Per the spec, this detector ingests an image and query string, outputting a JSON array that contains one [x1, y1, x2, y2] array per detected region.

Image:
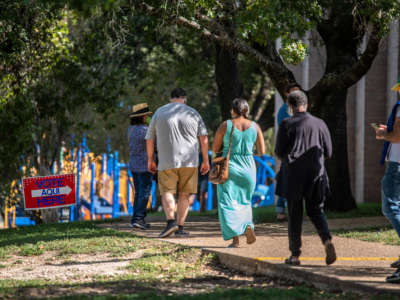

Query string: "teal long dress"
[[217, 120, 257, 240]]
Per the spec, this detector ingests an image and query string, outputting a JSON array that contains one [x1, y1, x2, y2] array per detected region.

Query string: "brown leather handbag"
[[209, 123, 234, 184]]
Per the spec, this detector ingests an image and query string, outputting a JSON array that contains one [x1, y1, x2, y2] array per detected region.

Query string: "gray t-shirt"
[[145, 102, 208, 171]]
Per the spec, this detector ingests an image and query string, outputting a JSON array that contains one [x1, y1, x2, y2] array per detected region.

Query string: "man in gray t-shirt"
[[146, 88, 209, 238]]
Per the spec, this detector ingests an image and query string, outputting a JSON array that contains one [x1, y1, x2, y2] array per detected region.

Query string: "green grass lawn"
[[0, 220, 149, 259], [336, 226, 400, 246], [0, 220, 385, 300], [148, 202, 382, 225], [46, 287, 367, 300], [251, 202, 383, 224], [150, 202, 383, 225]]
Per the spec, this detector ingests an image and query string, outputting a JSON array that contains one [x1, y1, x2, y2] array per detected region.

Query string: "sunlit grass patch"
[[0, 221, 153, 258], [335, 225, 400, 246], [252, 203, 383, 224], [0, 278, 51, 297], [19, 243, 45, 256]]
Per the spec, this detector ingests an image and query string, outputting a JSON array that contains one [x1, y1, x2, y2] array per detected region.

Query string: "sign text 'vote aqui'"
[[22, 174, 76, 210]]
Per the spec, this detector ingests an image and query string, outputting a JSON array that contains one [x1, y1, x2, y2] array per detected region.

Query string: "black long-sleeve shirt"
[[275, 112, 332, 199], [276, 112, 332, 162]]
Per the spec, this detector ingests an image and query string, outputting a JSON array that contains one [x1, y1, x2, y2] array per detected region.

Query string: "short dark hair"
[[130, 116, 146, 125], [284, 83, 301, 94], [170, 88, 187, 99], [288, 90, 308, 109], [232, 98, 249, 118]]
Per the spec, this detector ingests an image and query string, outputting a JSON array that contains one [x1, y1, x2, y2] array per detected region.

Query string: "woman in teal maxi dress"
[[212, 99, 265, 247]]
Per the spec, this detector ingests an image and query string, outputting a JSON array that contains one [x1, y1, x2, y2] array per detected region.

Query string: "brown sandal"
[[227, 242, 239, 248], [228, 236, 239, 248], [245, 226, 256, 244]]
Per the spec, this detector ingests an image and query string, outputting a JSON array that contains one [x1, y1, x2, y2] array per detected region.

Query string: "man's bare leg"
[[177, 192, 190, 226], [162, 192, 176, 220], [158, 192, 178, 238]]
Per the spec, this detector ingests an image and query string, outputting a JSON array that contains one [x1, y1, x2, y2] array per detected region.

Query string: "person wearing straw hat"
[[145, 88, 210, 238], [375, 79, 400, 283], [128, 103, 153, 230]]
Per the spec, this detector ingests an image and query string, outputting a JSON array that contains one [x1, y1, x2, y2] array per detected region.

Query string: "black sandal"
[[285, 256, 300, 265], [325, 241, 337, 265], [391, 257, 400, 268]]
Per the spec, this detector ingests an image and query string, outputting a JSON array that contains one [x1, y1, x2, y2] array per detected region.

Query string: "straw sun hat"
[[129, 103, 152, 118], [392, 78, 400, 92]]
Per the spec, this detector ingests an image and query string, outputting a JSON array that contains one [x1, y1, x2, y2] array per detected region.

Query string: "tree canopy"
[[1, 0, 400, 211], [133, 0, 400, 211]]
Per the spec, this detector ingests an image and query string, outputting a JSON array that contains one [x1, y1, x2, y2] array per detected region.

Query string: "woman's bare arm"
[[255, 123, 265, 156]]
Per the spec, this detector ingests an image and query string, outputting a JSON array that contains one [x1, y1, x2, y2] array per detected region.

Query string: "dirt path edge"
[[202, 249, 400, 297]]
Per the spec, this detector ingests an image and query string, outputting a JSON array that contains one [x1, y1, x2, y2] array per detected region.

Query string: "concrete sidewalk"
[[106, 215, 400, 296]]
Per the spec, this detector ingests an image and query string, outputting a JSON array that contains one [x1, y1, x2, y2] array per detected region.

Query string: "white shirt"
[[388, 109, 400, 163], [145, 103, 208, 171]]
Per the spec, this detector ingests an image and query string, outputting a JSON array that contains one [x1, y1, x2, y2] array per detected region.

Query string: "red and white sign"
[[22, 174, 76, 210]]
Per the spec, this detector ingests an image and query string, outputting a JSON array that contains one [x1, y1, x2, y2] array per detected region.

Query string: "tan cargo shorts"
[[158, 167, 198, 195]]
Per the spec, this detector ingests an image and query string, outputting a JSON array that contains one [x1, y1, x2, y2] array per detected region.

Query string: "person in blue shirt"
[[375, 79, 400, 283], [128, 103, 153, 230], [275, 83, 301, 221], [188, 153, 212, 212]]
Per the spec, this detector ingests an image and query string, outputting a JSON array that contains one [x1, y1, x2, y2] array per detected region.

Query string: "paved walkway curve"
[[104, 215, 400, 296]]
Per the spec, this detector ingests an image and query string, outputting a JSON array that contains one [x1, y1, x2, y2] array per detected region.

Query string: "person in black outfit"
[[275, 90, 336, 266]]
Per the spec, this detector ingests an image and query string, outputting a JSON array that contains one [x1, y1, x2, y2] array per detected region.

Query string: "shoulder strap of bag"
[[226, 120, 234, 158]]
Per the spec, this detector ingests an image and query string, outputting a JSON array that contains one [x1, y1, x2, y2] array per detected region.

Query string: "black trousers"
[[287, 188, 332, 257]]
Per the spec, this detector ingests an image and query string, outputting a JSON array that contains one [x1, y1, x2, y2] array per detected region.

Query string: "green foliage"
[[0, 1, 131, 207], [158, 0, 400, 66], [2, 0, 400, 214], [177, 0, 321, 64], [279, 38, 308, 65], [354, 0, 400, 36], [77, 11, 223, 159], [0, 0, 66, 204]]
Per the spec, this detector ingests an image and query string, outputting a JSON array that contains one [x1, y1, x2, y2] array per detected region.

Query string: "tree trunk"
[[311, 91, 356, 211], [215, 44, 243, 120], [258, 95, 275, 131], [310, 15, 361, 211]]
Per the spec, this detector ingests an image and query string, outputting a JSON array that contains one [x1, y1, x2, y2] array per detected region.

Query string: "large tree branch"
[[177, 15, 300, 97], [138, 1, 298, 97], [336, 26, 382, 88], [251, 41, 298, 95], [250, 75, 267, 117], [311, 24, 382, 95]]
